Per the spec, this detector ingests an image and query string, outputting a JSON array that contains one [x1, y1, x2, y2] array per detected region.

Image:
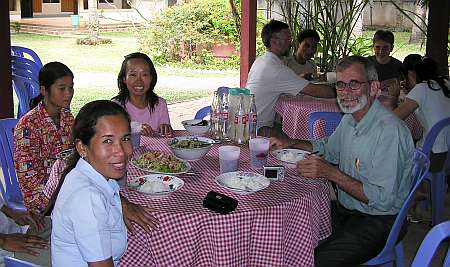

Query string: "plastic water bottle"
[[248, 94, 258, 139], [221, 93, 230, 140], [234, 95, 247, 144]]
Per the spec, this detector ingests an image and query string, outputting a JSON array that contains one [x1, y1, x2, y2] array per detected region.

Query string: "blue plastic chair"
[[4, 256, 41, 267], [410, 220, 450, 267], [0, 118, 26, 211], [11, 55, 41, 75], [195, 106, 211, 120], [420, 117, 450, 226], [10, 46, 43, 69], [307, 111, 343, 139], [12, 73, 40, 119], [363, 149, 430, 267], [12, 67, 39, 84]]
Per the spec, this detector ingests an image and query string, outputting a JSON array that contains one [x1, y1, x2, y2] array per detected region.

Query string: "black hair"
[[112, 52, 159, 112], [298, 29, 320, 44], [29, 62, 73, 109], [44, 100, 130, 216], [403, 54, 422, 71], [261, 20, 290, 49], [372, 30, 395, 46], [415, 58, 450, 98]]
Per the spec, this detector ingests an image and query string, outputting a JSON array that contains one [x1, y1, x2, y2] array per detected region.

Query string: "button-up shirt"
[[51, 159, 127, 266], [312, 100, 415, 215], [14, 101, 74, 212]]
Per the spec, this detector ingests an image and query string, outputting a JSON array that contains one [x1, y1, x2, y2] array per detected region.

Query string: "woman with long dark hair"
[[51, 100, 131, 266], [395, 57, 450, 172], [14, 61, 75, 213], [112, 52, 173, 137]]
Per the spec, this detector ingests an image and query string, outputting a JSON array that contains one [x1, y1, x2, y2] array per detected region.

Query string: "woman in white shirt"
[[50, 100, 133, 267], [395, 57, 450, 172]]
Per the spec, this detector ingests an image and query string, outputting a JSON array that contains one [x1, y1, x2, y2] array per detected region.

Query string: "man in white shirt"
[[0, 197, 48, 265], [246, 20, 335, 136], [285, 29, 320, 79]]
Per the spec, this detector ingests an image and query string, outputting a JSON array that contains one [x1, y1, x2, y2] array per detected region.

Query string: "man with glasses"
[[270, 56, 414, 266], [246, 20, 335, 137]]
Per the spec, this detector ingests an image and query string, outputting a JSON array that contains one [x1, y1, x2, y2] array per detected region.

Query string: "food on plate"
[[171, 139, 211, 149], [223, 176, 265, 191], [140, 180, 169, 194], [134, 151, 187, 173], [184, 119, 208, 126], [278, 150, 306, 163]]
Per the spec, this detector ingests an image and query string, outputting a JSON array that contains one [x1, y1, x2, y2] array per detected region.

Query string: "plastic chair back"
[[420, 117, 450, 226], [12, 67, 39, 84], [4, 256, 41, 267], [363, 149, 430, 266], [194, 106, 211, 120], [0, 118, 26, 211], [10, 46, 43, 69], [12, 73, 40, 119], [11, 55, 41, 75], [410, 221, 450, 267], [307, 111, 343, 139]]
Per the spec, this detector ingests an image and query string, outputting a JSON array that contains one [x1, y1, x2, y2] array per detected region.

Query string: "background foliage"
[[138, 0, 266, 69]]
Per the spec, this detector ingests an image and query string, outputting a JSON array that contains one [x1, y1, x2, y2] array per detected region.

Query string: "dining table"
[[274, 94, 423, 141], [46, 130, 332, 267]]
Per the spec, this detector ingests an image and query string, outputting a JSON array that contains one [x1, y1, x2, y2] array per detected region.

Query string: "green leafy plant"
[[276, 0, 369, 72], [12, 21, 21, 33], [348, 36, 373, 57], [137, 0, 265, 69]]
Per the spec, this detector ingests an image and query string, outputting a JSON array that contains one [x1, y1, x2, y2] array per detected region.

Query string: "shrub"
[[138, 0, 266, 69]]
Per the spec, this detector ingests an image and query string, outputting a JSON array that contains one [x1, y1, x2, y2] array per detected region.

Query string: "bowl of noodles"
[[168, 136, 214, 161]]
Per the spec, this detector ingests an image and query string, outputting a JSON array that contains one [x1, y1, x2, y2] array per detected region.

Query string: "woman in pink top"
[[112, 52, 173, 137]]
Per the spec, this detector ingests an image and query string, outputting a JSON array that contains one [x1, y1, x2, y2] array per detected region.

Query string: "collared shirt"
[[284, 55, 318, 77], [246, 51, 309, 128], [406, 80, 450, 153], [311, 100, 415, 215], [13, 101, 74, 212], [51, 159, 127, 267]]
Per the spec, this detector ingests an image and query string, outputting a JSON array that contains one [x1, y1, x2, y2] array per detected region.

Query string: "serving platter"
[[131, 151, 191, 175]]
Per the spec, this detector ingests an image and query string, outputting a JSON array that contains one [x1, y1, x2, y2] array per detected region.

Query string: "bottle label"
[[242, 114, 248, 125], [251, 113, 257, 123], [223, 111, 228, 120], [234, 115, 239, 125]]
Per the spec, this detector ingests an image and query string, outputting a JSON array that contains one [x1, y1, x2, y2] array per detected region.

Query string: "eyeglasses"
[[335, 80, 370, 91], [274, 37, 292, 42]]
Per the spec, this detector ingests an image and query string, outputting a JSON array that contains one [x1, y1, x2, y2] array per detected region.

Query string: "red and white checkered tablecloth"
[[119, 131, 332, 267], [47, 131, 332, 267], [274, 95, 423, 141]]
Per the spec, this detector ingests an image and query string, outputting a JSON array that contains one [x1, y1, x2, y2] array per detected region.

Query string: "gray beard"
[[337, 94, 368, 114]]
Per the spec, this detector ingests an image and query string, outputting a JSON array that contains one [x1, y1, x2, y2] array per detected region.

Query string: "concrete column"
[[1, 1, 13, 119], [240, 0, 257, 88]]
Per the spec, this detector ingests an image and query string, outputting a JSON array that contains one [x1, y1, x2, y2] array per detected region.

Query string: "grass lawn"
[[11, 32, 220, 115], [11, 30, 438, 116]]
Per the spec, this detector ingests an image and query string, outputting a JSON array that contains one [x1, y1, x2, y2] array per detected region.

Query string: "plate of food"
[[215, 171, 270, 195], [271, 149, 309, 168], [129, 174, 184, 198], [168, 136, 214, 161], [131, 151, 191, 175]]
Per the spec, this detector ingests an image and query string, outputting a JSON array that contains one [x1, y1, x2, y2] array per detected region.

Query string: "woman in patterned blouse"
[[14, 62, 75, 213]]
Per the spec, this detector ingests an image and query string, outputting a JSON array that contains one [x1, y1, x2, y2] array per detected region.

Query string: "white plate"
[[215, 171, 270, 195], [129, 174, 184, 198], [271, 149, 309, 167], [131, 151, 191, 175]]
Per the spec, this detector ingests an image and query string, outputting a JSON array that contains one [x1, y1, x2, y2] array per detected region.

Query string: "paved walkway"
[[168, 96, 212, 130]]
